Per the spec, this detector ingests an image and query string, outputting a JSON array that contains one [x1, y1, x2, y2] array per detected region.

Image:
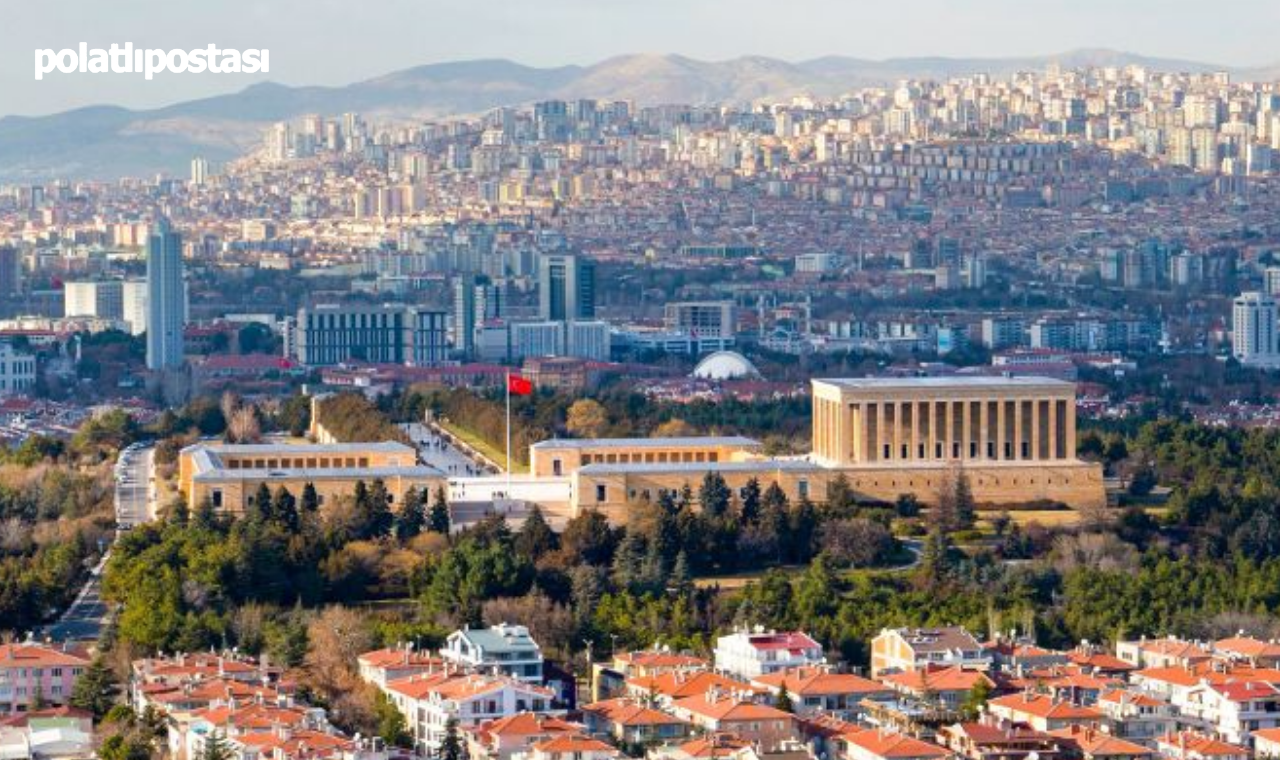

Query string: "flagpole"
[[505, 371, 512, 497]]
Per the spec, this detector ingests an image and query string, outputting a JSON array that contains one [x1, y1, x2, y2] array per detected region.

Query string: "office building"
[[64, 280, 123, 320], [451, 275, 504, 356], [146, 218, 185, 371], [538, 254, 595, 321], [295, 304, 448, 367], [190, 157, 209, 186], [0, 246, 20, 298], [664, 301, 735, 340], [122, 279, 148, 336], [1233, 291, 1280, 367]]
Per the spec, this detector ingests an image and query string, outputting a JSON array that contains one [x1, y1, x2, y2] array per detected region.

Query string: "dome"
[[692, 351, 761, 381]]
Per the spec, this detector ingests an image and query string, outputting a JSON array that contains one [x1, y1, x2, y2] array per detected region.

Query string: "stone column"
[[1049, 398, 1060, 460], [1065, 396, 1076, 461], [996, 399, 1007, 461], [876, 401, 886, 462], [962, 399, 972, 460], [910, 401, 921, 460], [1030, 399, 1041, 461]]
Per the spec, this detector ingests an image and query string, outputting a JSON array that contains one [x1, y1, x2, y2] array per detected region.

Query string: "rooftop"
[[532, 436, 760, 450], [815, 376, 1074, 391]]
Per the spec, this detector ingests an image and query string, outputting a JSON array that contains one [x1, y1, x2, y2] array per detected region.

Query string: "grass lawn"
[[437, 420, 530, 474]]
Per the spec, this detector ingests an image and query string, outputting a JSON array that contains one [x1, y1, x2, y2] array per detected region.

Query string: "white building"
[[712, 628, 825, 679], [1233, 292, 1280, 367], [0, 342, 37, 395], [63, 280, 123, 320], [441, 624, 544, 683], [383, 672, 560, 755], [122, 279, 149, 336]]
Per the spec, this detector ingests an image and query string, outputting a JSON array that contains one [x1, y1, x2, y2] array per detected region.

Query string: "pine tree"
[[953, 467, 976, 530], [699, 472, 731, 518], [611, 531, 646, 591], [197, 730, 234, 760], [740, 477, 762, 525], [69, 655, 118, 719], [961, 678, 993, 720], [774, 680, 795, 713], [248, 483, 273, 523], [395, 487, 426, 541], [669, 551, 693, 595], [272, 486, 298, 531], [440, 717, 464, 760], [301, 482, 320, 514], [428, 485, 451, 534], [917, 527, 954, 587], [364, 479, 394, 538], [515, 505, 558, 559]]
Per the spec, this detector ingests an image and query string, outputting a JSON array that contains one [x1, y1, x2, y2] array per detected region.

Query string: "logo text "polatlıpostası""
[[35, 44, 268, 80]]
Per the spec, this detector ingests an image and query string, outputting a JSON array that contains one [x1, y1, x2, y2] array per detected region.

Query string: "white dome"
[[692, 351, 761, 381]]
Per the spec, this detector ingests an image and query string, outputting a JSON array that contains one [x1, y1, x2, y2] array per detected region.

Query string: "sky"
[[3, 0, 1278, 118]]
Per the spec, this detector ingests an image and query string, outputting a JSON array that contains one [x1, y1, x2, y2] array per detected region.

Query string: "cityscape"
[[5, 3, 1280, 760]]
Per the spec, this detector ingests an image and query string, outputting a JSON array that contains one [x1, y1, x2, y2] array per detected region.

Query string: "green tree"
[[374, 690, 412, 748], [69, 656, 119, 719], [698, 472, 732, 518], [740, 478, 762, 524], [514, 505, 558, 560], [774, 681, 795, 713], [428, 486, 451, 535], [197, 729, 235, 760], [961, 677, 993, 720], [395, 487, 426, 541], [440, 717, 464, 760]]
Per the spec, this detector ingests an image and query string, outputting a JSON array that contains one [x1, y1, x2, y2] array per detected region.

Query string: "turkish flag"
[[507, 374, 534, 396]]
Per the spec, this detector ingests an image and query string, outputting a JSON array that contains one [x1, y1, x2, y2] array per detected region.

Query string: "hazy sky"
[[4, 0, 1278, 118]]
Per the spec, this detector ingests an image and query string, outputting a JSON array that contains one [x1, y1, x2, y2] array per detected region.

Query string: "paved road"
[[401, 423, 493, 477], [39, 444, 154, 643]]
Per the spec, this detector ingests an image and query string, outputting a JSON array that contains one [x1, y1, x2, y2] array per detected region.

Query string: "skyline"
[[4, 0, 1280, 118]]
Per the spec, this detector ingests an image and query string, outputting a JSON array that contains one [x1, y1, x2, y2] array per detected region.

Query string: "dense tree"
[[566, 399, 609, 438], [427, 486, 451, 535], [69, 656, 119, 719], [698, 472, 732, 518]]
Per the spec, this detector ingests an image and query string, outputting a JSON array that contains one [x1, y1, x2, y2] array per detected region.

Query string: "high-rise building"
[[1232, 291, 1280, 367], [294, 304, 447, 367], [190, 157, 209, 186], [146, 219, 185, 371], [450, 275, 504, 357], [0, 246, 21, 298], [538, 254, 595, 322]]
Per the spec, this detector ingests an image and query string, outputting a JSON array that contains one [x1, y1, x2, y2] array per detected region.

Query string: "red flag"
[[507, 374, 533, 396]]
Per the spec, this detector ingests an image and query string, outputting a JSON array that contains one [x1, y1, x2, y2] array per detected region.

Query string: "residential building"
[[870, 627, 990, 676], [750, 667, 891, 720], [381, 672, 561, 754], [441, 624, 544, 683], [713, 629, 826, 679], [0, 342, 37, 395], [0, 644, 91, 715], [986, 693, 1106, 733], [1232, 292, 1280, 367]]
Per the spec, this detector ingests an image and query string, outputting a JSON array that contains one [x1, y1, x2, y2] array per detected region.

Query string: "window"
[[798, 480, 809, 499], [552, 459, 562, 476], [883, 444, 892, 459], [596, 484, 607, 502], [211, 489, 223, 508]]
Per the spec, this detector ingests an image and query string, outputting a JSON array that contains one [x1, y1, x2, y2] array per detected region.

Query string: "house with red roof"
[[714, 628, 826, 679], [1212, 636, 1280, 669], [670, 692, 798, 751], [1048, 725, 1154, 760], [936, 718, 1062, 760], [1095, 690, 1177, 747], [463, 712, 584, 760], [0, 643, 90, 716], [835, 727, 951, 760], [580, 698, 691, 745], [382, 671, 562, 755], [625, 670, 762, 707], [880, 666, 996, 712], [1175, 678, 1280, 745], [871, 627, 991, 678], [357, 645, 444, 687], [1115, 638, 1211, 671], [520, 734, 623, 760], [986, 692, 1106, 733], [1154, 731, 1248, 760], [751, 667, 892, 720]]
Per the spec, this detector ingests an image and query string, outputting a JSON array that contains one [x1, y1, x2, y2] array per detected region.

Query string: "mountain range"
[[2, 49, 1277, 181]]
